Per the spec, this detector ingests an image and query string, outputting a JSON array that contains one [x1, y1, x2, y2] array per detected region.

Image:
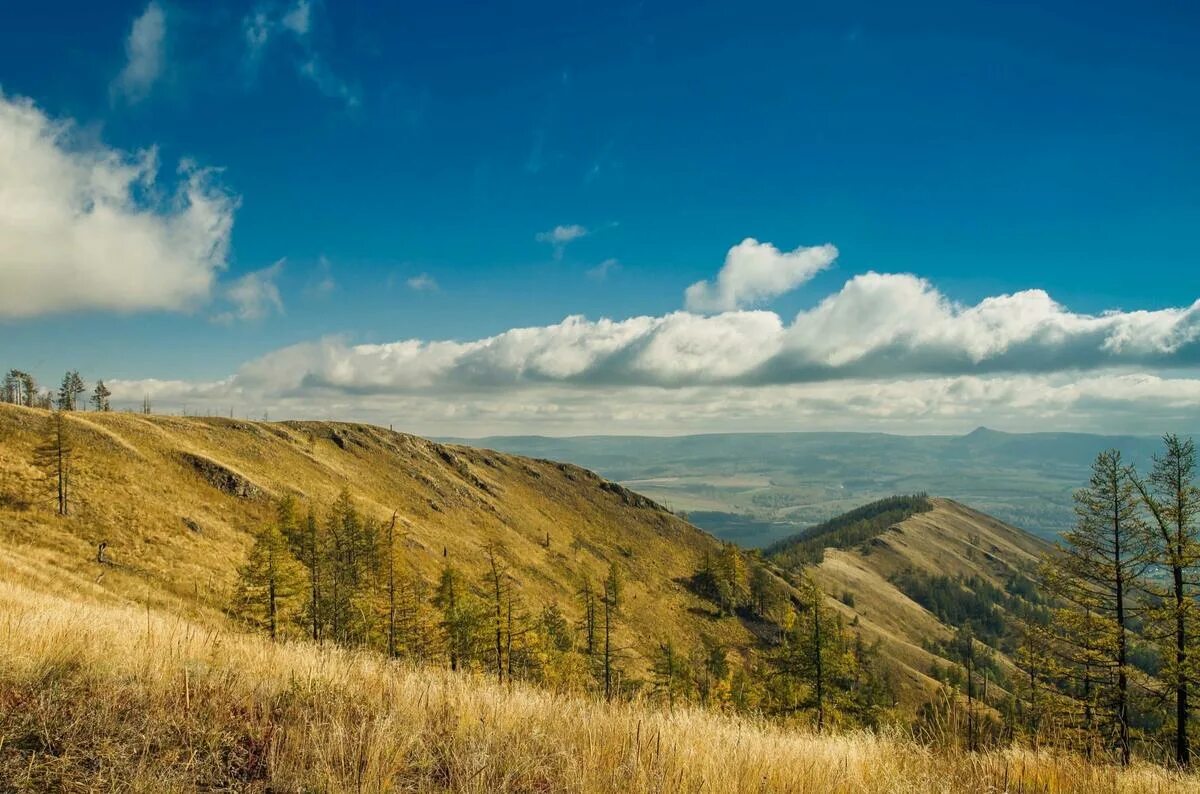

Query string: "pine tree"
[[1131, 434, 1200, 768], [90, 380, 112, 411], [770, 574, 854, 731], [323, 489, 381, 646], [1012, 613, 1062, 748], [233, 524, 306, 640], [652, 640, 692, 708], [484, 543, 510, 682], [385, 512, 401, 658], [601, 561, 621, 700], [3, 370, 23, 404], [1043, 450, 1151, 765], [434, 559, 483, 671], [277, 500, 324, 642], [57, 371, 85, 411], [578, 575, 597, 658], [32, 411, 73, 516]]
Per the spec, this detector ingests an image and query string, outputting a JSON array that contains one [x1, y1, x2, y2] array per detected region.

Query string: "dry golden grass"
[[0, 403, 756, 672], [2, 581, 1194, 793]]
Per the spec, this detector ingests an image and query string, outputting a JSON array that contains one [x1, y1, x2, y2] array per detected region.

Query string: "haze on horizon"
[[1, 1, 1197, 437]]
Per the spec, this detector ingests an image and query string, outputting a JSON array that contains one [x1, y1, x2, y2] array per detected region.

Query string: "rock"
[[181, 453, 263, 500]]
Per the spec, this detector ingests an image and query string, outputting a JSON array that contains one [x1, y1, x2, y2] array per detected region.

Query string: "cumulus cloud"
[[0, 93, 237, 318], [111, 2, 167, 104], [684, 238, 838, 312], [213, 260, 285, 324], [115, 274, 1200, 402]]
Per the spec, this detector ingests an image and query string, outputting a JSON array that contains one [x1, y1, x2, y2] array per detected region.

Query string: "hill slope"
[[2, 576, 1181, 792], [767, 497, 1053, 703], [0, 404, 758, 668]]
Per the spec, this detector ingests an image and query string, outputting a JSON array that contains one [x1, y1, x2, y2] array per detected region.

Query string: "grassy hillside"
[[1, 578, 1188, 793], [766, 497, 1054, 707], [0, 403, 757, 669]]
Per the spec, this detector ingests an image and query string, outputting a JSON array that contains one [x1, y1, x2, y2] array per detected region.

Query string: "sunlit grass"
[[1, 581, 1191, 793]]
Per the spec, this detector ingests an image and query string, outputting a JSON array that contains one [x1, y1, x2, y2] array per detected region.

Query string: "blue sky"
[[0, 1, 1197, 434]]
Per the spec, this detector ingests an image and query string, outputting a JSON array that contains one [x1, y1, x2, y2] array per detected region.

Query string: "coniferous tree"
[[434, 559, 484, 671], [90, 380, 112, 411], [385, 512, 400, 658], [394, 571, 437, 661], [1012, 613, 1064, 748], [324, 489, 381, 646], [484, 543, 510, 682], [1043, 450, 1151, 765], [57, 371, 85, 411], [233, 524, 306, 640], [601, 561, 621, 700], [770, 574, 856, 731], [3, 370, 37, 406], [1131, 434, 1200, 768], [652, 640, 692, 708], [3, 370, 23, 404], [578, 575, 597, 658]]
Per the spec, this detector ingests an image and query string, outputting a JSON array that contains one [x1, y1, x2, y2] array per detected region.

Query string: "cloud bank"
[[0, 93, 236, 318], [197, 274, 1200, 394], [103, 266, 1200, 435]]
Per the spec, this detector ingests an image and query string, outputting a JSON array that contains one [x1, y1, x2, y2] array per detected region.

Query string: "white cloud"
[[104, 371, 1200, 437], [118, 275, 1199, 397], [685, 238, 838, 312], [111, 2, 167, 104], [0, 93, 237, 318], [407, 273, 438, 291], [213, 260, 285, 323], [536, 224, 588, 259], [537, 224, 588, 245]]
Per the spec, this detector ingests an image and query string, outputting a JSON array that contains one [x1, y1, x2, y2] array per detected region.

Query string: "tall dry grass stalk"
[[0, 580, 1194, 793]]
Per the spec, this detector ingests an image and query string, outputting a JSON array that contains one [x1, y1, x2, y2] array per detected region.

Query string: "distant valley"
[[446, 428, 1176, 545]]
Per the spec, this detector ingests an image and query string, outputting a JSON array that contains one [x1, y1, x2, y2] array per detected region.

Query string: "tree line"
[[232, 491, 896, 725], [2, 369, 114, 412], [915, 435, 1199, 769], [232, 491, 636, 699]]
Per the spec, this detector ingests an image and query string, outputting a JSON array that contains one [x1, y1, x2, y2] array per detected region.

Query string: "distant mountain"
[[444, 429, 1177, 544]]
